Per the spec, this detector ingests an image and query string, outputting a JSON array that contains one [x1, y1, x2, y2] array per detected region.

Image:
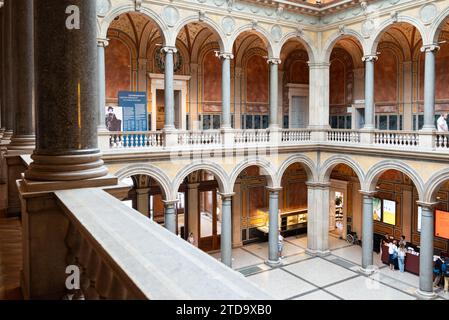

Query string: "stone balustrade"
[[98, 129, 449, 154], [56, 188, 271, 300]]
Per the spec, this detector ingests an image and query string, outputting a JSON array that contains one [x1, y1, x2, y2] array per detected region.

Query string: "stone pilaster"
[[308, 63, 330, 130], [306, 182, 331, 256], [136, 188, 150, 217]]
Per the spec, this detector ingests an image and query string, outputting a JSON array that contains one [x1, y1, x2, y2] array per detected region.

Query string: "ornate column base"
[[7, 135, 36, 153], [265, 259, 282, 267], [1, 130, 13, 144], [415, 289, 437, 300], [305, 248, 331, 257], [359, 265, 377, 276]]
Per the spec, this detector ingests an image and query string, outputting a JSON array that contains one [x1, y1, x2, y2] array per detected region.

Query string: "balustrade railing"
[[107, 131, 163, 149], [435, 133, 449, 150], [178, 130, 222, 146], [234, 129, 270, 144], [374, 131, 419, 147], [281, 129, 312, 143], [326, 129, 360, 143]]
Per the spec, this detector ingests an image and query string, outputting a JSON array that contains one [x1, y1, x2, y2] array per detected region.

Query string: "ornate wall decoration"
[[214, 0, 225, 7], [155, 50, 183, 73], [271, 25, 282, 42], [420, 3, 438, 25], [162, 6, 180, 27], [96, 0, 111, 17], [361, 19, 375, 38], [197, 0, 207, 3], [222, 16, 235, 36]]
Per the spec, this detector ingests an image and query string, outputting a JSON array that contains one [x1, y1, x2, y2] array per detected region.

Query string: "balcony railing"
[[373, 130, 419, 147], [98, 129, 449, 153], [56, 188, 271, 300]]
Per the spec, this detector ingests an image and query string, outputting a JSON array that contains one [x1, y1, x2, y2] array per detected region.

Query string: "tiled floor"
[[212, 234, 449, 300]]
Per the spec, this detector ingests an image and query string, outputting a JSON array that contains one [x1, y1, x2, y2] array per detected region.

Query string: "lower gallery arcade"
[[121, 164, 449, 268]]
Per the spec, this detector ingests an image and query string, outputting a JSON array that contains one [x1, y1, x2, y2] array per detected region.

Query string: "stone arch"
[[277, 154, 318, 183], [114, 164, 172, 200], [172, 161, 230, 200], [228, 24, 275, 58], [170, 16, 226, 52], [99, 4, 169, 44], [363, 160, 425, 200], [424, 168, 449, 203], [322, 29, 366, 63], [319, 155, 365, 185], [229, 157, 278, 191], [430, 6, 449, 44], [368, 16, 428, 56], [277, 31, 317, 63]]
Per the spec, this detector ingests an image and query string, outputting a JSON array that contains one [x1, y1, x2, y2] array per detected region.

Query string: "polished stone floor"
[[212, 234, 449, 300]]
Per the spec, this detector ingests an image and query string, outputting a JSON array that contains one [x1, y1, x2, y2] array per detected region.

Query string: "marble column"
[[219, 53, 233, 129], [162, 47, 176, 130], [8, 0, 35, 152], [0, 7, 4, 136], [420, 45, 439, 131], [97, 38, 109, 131], [267, 187, 282, 266], [268, 59, 281, 128], [164, 200, 177, 234], [362, 55, 377, 130], [360, 191, 375, 272], [417, 202, 437, 298], [187, 182, 200, 246], [220, 193, 234, 267], [24, 0, 108, 182], [2, 0, 14, 141], [306, 182, 330, 256]]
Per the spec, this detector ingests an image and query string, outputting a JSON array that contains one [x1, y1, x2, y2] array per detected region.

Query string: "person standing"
[[388, 240, 398, 271], [443, 257, 449, 294], [187, 232, 195, 246], [397, 244, 407, 273], [437, 113, 448, 132], [278, 231, 284, 259], [399, 235, 407, 247], [434, 256, 443, 288]]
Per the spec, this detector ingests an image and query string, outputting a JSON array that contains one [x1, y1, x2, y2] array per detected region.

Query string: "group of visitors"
[[382, 235, 408, 272], [433, 255, 449, 294]]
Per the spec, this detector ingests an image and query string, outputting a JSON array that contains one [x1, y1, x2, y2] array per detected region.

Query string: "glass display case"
[[256, 208, 308, 237]]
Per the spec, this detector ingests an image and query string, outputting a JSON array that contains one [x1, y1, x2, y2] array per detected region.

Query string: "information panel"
[[373, 197, 382, 221], [382, 199, 396, 225], [435, 210, 449, 239], [118, 91, 148, 131]]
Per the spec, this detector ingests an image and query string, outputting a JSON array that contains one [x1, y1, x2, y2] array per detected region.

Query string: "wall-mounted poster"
[[435, 210, 449, 239], [105, 105, 123, 132], [373, 197, 382, 221], [382, 199, 396, 225], [118, 91, 148, 131]]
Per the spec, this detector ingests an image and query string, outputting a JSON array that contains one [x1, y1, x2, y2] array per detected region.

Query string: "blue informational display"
[[118, 91, 148, 131]]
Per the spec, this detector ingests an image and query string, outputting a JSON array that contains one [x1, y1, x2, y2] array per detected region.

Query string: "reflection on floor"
[[211, 235, 449, 300]]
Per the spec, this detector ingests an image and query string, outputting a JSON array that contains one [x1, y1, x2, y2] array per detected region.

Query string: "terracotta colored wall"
[[287, 181, 307, 210], [106, 38, 132, 100], [246, 55, 268, 104], [289, 60, 309, 84], [375, 50, 398, 103], [330, 59, 346, 105], [203, 51, 222, 103], [249, 186, 267, 217]]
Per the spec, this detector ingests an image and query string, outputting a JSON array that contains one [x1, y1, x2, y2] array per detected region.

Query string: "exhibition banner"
[[118, 91, 148, 131], [373, 197, 381, 221], [382, 199, 396, 225]]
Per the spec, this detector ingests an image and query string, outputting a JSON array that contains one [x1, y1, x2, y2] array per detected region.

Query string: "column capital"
[[266, 186, 282, 193], [420, 44, 440, 53], [307, 62, 330, 69], [163, 199, 179, 207], [97, 38, 109, 47], [416, 201, 439, 210], [359, 190, 377, 197], [217, 52, 234, 60], [362, 55, 378, 62], [135, 188, 150, 194], [267, 58, 281, 65], [306, 181, 331, 189], [161, 46, 178, 54], [219, 192, 235, 200]]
